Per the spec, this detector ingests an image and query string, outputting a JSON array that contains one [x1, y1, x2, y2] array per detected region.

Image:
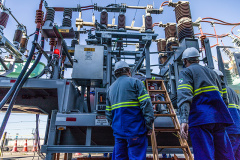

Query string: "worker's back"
[[178, 63, 233, 127], [107, 75, 147, 138], [226, 86, 240, 134]]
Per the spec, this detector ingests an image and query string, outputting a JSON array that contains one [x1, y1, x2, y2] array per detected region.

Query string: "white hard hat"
[[213, 69, 224, 77], [182, 47, 200, 60], [114, 61, 129, 71]]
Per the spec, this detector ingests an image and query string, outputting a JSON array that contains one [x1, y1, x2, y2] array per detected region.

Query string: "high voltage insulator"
[[157, 39, 166, 52], [222, 48, 233, 57], [49, 38, 57, 46], [46, 8, 55, 23], [225, 68, 233, 85], [74, 31, 80, 40], [177, 22, 194, 42], [35, 9, 44, 24], [49, 38, 57, 51], [166, 42, 179, 51], [20, 33, 28, 53], [13, 26, 23, 44], [71, 31, 79, 47], [175, 2, 191, 23], [233, 38, 240, 47], [0, 10, 9, 29], [100, 9, 108, 27], [164, 23, 179, 51], [175, 1, 194, 42], [71, 39, 78, 47], [62, 8, 72, 27], [165, 23, 177, 41], [145, 13, 152, 31], [118, 13, 125, 29]]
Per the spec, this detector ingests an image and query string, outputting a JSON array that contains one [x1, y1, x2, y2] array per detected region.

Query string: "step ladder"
[[145, 79, 193, 160]]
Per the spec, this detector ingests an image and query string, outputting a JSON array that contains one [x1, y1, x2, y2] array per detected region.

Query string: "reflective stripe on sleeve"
[[106, 106, 112, 111], [194, 86, 219, 97], [112, 104, 140, 110], [177, 84, 193, 93], [221, 88, 227, 94], [228, 104, 240, 109], [110, 101, 140, 111], [138, 94, 151, 102]]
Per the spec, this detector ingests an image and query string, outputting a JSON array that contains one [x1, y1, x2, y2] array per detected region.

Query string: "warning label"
[[95, 116, 109, 126], [85, 51, 93, 60], [84, 48, 95, 52], [59, 29, 69, 33]]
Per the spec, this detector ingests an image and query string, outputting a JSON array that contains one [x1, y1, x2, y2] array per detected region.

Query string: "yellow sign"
[[59, 29, 69, 33], [84, 48, 95, 52], [68, 50, 75, 53]]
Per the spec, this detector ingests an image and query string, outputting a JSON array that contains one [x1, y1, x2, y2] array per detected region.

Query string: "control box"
[[72, 45, 104, 80], [94, 88, 107, 112]]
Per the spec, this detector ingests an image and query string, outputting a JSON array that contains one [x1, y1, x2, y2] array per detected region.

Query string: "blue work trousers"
[[189, 123, 235, 160], [112, 135, 148, 160], [229, 134, 240, 160]]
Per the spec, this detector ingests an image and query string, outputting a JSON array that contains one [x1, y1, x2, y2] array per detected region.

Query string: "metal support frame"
[[80, 87, 86, 112], [41, 145, 192, 154], [106, 45, 112, 89], [34, 42, 50, 62], [85, 127, 92, 146], [204, 38, 214, 69], [44, 115, 50, 145], [159, 38, 199, 76], [145, 45, 151, 78], [0, 56, 8, 70], [169, 64, 177, 98], [216, 46, 235, 85], [0, 34, 23, 61], [45, 110, 57, 160], [233, 53, 240, 78], [131, 55, 145, 76]]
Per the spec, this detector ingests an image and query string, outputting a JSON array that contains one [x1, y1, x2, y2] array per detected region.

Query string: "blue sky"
[[0, 0, 240, 137]]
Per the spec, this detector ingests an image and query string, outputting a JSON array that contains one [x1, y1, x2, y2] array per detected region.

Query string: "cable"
[[91, 0, 94, 13], [0, 52, 43, 139], [0, 0, 43, 111], [212, 24, 219, 45], [195, 33, 229, 38], [160, 1, 169, 8], [201, 17, 240, 26], [202, 17, 239, 24], [0, 31, 45, 140], [231, 25, 240, 39], [133, 0, 141, 20], [0, 28, 40, 110]]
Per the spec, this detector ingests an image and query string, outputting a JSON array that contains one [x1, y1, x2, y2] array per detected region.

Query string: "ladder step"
[[146, 80, 164, 82], [157, 146, 188, 149], [154, 114, 176, 117], [155, 128, 180, 132], [152, 101, 170, 104], [149, 90, 166, 94]]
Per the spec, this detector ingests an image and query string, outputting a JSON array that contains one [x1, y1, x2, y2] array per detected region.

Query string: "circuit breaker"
[[94, 88, 107, 112]]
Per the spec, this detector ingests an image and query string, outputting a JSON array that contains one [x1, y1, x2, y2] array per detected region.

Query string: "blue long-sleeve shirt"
[[177, 63, 233, 127], [226, 86, 240, 134], [105, 75, 154, 138]]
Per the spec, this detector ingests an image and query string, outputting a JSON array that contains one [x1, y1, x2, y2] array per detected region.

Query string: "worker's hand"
[[147, 130, 153, 136], [180, 123, 189, 140]]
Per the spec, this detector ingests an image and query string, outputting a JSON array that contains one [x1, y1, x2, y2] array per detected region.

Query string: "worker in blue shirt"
[[214, 69, 240, 160], [177, 47, 234, 160], [106, 61, 154, 160]]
